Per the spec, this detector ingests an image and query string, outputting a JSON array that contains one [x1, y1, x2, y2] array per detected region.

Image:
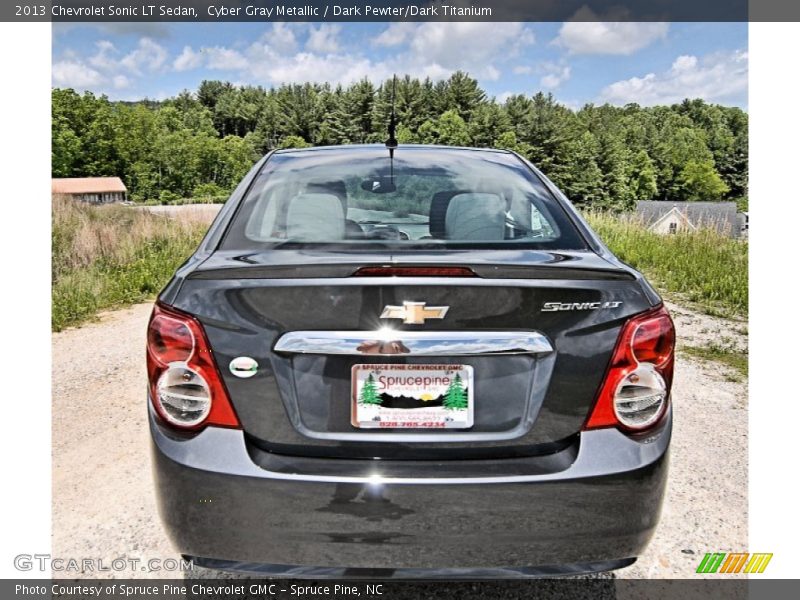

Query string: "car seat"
[[429, 191, 506, 240], [285, 193, 345, 240]]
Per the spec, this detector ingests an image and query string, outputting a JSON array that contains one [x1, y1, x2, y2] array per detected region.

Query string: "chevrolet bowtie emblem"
[[380, 301, 449, 325]]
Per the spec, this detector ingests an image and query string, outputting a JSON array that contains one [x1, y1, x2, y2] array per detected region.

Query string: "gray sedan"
[[147, 145, 674, 578]]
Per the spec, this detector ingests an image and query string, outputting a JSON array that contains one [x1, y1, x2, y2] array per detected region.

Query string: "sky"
[[52, 22, 748, 108]]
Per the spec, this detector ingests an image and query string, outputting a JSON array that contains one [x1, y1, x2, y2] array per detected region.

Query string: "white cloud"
[[403, 22, 534, 79], [513, 65, 533, 75], [599, 49, 748, 106], [88, 40, 118, 71], [266, 23, 298, 54], [178, 22, 534, 89], [88, 38, 167, 76], [246, 45, 384, 86], [496, 91, 515, 104], [204, 47, 249, 71], [119, 38, 168, 74], [173, 46, 203, 72], [306, 24, 341, 54], [52, 60, 103, 88], [112, 75, 130, 89], [360, 22, 537, 83], [53, 36, 167, 94], [372, 22, 416, 47], [539, 67, 572, 89], [555, 9, 668, 55], [539, 63, 571, 89], [55, 21, 541, 98]]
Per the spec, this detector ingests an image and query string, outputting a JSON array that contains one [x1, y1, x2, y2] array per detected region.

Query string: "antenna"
[[385, 75, 398, 152]]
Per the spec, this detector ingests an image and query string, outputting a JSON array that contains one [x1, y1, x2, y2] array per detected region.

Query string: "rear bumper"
[[150, 406, 670, 575]]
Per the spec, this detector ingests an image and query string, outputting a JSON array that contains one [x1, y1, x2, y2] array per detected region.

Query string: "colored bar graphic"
[[697, 552, 773, 574], [697, 552, 726, 573], [720, 553, 748, 573], [744, 553, 773, 574], [696, 553, 713, 573], [732, 553, 749, 573]]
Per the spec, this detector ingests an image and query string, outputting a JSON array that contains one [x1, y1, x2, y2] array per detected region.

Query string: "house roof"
[[636, 201, 739, 234], [52, 177, 127, 194]]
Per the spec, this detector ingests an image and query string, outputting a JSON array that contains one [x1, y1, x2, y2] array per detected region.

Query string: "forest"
[[52, 71, 748, 210]]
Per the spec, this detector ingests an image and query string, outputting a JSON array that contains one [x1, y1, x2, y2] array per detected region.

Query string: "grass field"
[[586, 212, 748, 318], [52, 196, 207, 331], [682, 344, 748, 381], [51, 199, 748, 330]]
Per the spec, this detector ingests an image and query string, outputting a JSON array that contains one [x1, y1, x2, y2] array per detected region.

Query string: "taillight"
[[146, 302, 240, 431], [353, 266, 476, 277], [584, 304, 675, 433]]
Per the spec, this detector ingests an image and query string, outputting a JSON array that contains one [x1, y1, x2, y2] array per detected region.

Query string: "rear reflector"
[[584, 304, 675, 433], [353, 266, 477, 277]]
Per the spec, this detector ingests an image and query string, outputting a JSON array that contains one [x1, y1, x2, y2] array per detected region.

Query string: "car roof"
[[272, 144, 514, 156]]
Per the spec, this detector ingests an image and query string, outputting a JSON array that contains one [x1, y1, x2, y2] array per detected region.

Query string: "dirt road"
[[52, 301, 747, 579]]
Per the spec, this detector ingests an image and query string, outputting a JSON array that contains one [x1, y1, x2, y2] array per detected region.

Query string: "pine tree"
[[444, 373, 468, 410], [630, 150, 659, 201], [50, 74, 749, 204], [444, 71, 486, 122], [359, 374, 382, 406]]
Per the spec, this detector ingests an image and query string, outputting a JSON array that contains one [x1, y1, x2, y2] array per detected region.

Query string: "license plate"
[[351, 364, 474, 429]]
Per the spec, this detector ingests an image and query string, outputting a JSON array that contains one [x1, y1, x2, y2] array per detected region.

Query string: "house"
[[635, 201, 743, 238], [52, 177, 127, 204]]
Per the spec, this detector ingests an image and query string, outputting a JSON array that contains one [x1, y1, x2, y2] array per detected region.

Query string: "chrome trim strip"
[[273, 330, 553, 356]]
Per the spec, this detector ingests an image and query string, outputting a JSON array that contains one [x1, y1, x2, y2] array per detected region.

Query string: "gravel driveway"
[[51, 301, 747, 580]]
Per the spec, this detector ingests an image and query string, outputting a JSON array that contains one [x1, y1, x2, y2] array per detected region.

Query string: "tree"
[[278, 135, 312, 149], [52, 118, 82, 177], [468, 102, 510, 147], [494, 131, 532, 157], [50, 74, 748, 206], [595, 130, 634, 211], [359, 374, 382, 406], [197, 80, 234, 110], [443, 71, 486, 121], [677, 159, 730, 201], [444, 374, 468, 410], [332, 79, 375, 144], [218, 135, 259, 190], [418, 110, 470, 146], [560, 131, 604, 206], [630, 150, 659, 201]]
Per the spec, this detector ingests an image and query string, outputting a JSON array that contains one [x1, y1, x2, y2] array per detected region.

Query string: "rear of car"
[[148, 145, 674, 577]]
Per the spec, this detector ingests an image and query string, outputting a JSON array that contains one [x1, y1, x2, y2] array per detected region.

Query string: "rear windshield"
[[221, 147, 587, 251]]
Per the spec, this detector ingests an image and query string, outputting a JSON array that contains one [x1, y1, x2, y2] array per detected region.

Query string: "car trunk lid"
[[171, 249, 653, 459]]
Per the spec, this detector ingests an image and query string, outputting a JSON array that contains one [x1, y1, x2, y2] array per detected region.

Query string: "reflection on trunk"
[[356, 340, 411, 354]]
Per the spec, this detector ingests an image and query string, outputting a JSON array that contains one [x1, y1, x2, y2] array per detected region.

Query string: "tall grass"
[[52, 195, 208, 331], [52, 197, 747, 329], [586, 212, 748, 317]]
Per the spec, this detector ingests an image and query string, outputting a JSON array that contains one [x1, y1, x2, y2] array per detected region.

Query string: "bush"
[[193, 182, 228, 200], [52, 195, 208, 330], [278, 135, 311, 149], [158, 189, 181, 205], [586, 212, 747, 317]]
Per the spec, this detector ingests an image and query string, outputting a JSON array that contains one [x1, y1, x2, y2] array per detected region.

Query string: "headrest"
[[445, 193, 506, 241], [429, 190, 469, 238], [286, 193, 345, 240], [305, 180, 347, 203]]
